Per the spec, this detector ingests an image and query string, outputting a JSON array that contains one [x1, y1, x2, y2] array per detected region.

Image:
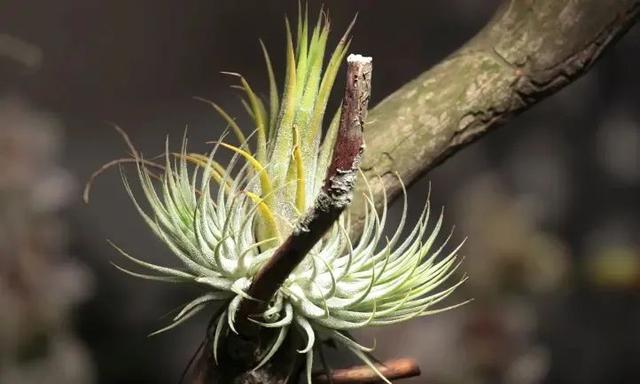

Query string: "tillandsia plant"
[[88, 9, 468, 384]]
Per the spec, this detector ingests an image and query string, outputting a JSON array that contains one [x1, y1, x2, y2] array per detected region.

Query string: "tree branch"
[[313, 358, 421, 384], [236, 54, 373, 335], [186, 1, 640, 381], [352, 0, 639, 229], [186, 55, 373, 384]]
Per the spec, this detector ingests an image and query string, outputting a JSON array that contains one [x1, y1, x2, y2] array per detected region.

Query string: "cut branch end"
[[236, 53, 373, 336]]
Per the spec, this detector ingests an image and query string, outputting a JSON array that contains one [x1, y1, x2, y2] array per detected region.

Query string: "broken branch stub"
[[237, 54, 373, 335]]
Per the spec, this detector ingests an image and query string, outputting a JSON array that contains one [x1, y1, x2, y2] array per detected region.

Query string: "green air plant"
[[96, 10, 468, 384]]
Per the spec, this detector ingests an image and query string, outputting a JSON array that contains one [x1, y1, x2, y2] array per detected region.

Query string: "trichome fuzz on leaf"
[[87, 8, 469, 384]]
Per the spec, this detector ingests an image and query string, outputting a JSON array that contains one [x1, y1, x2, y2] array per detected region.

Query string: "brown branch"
[[314, 358, 421, 384], [186, 55, 373, 384], [236, 54, 373, 335], [183, 1, 640, 381], [352, 0, 640, 230]]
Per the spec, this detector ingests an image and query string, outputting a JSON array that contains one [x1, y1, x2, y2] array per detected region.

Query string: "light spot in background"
[[506, 128, 571, 226], [0, 34, 42, 70], [584, 216, 640, 289], [596, 109, 640, 184]]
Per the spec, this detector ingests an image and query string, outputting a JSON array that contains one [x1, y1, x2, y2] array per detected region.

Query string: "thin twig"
[[313, 358, 421, 384], [236, 54, 373, 335]]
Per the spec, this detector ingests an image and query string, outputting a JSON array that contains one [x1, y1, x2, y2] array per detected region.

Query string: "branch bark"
[[237, 54, 372, 336], [313, 358, 420, 384], [352, 0, 639, 229], [189, 55, 373, 384]]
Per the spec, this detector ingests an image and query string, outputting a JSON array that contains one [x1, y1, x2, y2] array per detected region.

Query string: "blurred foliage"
[[451, 175, 569, 384], [585, 245, 640, 290], [0, 98, 94, 384]]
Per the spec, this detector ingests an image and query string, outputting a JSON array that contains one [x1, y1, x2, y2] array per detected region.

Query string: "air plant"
[[93, 9, 468, 384]]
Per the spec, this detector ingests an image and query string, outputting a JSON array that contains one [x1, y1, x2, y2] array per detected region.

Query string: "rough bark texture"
[[353, 0, 640, 229]]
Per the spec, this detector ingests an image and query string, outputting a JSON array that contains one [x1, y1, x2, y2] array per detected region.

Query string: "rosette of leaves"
[[100, 10, 467, 383]]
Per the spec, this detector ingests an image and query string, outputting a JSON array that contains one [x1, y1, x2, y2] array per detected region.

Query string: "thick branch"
[[314, 358, 421, 384], [237, 54, 372, 335], [353, 0, 639, 228]]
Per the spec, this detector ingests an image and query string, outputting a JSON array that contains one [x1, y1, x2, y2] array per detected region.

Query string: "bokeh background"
[[1, 1, 639, 383]]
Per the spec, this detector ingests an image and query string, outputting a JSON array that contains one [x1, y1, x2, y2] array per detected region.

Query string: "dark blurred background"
[[1, 1, 639, 383]]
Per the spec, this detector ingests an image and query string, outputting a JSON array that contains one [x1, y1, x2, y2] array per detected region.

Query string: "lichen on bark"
[[353, 0, 639, 231]]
